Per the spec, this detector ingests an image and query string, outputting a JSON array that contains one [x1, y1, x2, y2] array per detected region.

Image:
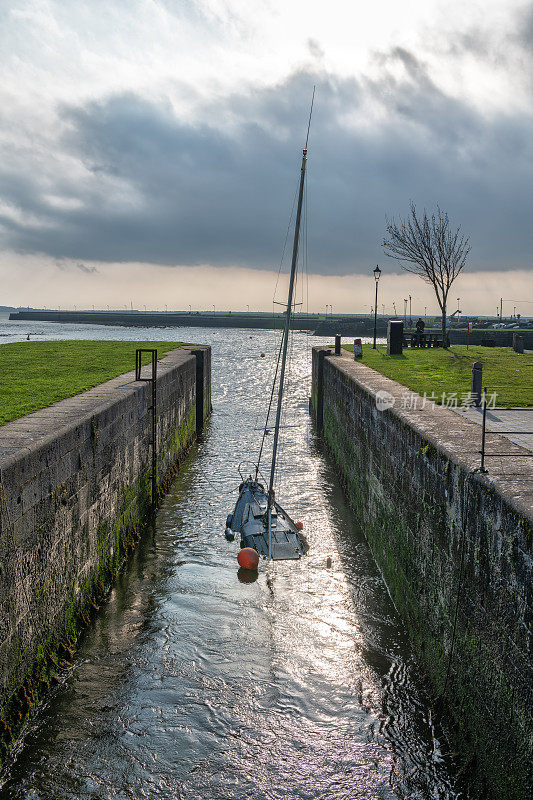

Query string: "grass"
[[343, 344, 533, 406], [0, 341, 184, 426]]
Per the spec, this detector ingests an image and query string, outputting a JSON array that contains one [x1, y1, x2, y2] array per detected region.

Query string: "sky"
[[1, 0, 532, 316]]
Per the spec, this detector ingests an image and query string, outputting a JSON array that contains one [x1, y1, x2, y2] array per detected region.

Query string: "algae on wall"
[[0, 347, 210, 767], [311, 347, 532, 800]]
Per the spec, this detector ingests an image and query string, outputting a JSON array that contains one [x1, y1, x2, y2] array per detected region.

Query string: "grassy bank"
[[342, 344, 533, 406], [0, 341, 184, 425]]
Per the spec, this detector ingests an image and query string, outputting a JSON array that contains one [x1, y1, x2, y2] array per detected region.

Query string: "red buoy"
[[296, 521, 304, 530], [237, 547, 259, 570]]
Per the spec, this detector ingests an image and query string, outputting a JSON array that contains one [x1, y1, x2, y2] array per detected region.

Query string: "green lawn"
[[0, 341, 184, 426], [343, 344, 533, 406]]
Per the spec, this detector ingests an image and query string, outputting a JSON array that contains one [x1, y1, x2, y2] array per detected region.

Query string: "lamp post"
[[408, 294, 412, 326], [403, 298, 408, 324], [373, 265, 381, 349]]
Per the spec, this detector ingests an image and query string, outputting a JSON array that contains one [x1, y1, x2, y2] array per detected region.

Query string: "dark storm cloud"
[[0, 61, 532, 274]]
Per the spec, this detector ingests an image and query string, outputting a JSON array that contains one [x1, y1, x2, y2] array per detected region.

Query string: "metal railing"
[[477, 386, 533, 473]]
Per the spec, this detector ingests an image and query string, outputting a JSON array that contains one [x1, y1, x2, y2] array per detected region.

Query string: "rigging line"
[[273, 259, 299, 494], [249, 319, 282, 461], [202, 476, 243, 495], [305, 85, 316, 151], [257, 330, 285, 475], [273, 178, 300, 304]]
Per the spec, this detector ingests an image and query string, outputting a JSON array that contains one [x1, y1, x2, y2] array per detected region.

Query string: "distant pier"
[[8, 309, 390, 335]]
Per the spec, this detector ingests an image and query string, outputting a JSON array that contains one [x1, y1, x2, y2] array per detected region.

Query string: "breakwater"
[[9, 310, 318, 332], [0, 346, 211, 762], [311, 347, 532, 799], [11, 311, 533, 347]]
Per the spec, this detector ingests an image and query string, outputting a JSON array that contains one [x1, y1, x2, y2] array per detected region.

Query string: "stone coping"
[[0, 347, 194, 469], [327, 348, 533, 520]]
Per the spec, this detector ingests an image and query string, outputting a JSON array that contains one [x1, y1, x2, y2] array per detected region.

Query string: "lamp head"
[[373, 265, 382, 281]]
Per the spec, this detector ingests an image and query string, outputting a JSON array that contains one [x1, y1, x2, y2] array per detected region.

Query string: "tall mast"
[[267, 147, 307, 502]]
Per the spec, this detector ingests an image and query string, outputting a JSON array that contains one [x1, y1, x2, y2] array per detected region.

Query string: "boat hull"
[[229, 480, 304, 561]]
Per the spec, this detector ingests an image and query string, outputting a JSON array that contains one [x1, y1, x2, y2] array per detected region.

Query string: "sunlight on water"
[[0, 315, 466, 799]]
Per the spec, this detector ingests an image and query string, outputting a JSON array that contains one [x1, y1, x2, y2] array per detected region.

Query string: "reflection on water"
[[0, 317, 466, 799]]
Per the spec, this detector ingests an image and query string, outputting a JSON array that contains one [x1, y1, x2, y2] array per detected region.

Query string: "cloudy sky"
[[1, 0, 532, 315]]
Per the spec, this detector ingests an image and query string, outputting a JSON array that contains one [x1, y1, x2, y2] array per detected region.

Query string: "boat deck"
[[231, 481, 303, 561]]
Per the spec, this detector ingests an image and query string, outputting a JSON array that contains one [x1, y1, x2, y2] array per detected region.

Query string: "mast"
[[267, 147, 307, 505]]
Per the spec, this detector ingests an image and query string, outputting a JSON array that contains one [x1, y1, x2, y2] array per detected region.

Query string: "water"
[[0, 314, 466, 799]]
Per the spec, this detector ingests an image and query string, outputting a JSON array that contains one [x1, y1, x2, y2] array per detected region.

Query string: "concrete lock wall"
[[311, 347, 532, 800], [0, 346, 211, 759]]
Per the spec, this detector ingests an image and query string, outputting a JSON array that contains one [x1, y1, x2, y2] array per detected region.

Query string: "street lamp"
[[403, 298, 408, 324], [373, 265, 381, 349], [409, 294, 412, 326]]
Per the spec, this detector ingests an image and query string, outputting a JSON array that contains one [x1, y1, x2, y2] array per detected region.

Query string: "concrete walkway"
[[453, 405, 533, 453]]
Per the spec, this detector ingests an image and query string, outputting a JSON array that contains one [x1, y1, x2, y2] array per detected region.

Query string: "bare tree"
[[382, 202, 470, 340]]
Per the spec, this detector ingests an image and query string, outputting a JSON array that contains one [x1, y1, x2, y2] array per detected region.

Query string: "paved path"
[[453, 405, 533, 453]]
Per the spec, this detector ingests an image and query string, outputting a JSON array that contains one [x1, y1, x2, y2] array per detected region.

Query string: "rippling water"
[[0, 315, 466, 799]]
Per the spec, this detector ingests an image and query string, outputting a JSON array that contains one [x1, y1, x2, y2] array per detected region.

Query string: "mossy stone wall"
[[0, 346, 210, 761], [312, 347, 532, 800]]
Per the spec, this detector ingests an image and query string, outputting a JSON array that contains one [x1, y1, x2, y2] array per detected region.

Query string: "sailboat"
[[224, 94, 314, 562]]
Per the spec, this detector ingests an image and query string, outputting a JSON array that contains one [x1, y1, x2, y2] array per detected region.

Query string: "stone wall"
[[312, 347, 532, 800], [0, 346, 210, 759]]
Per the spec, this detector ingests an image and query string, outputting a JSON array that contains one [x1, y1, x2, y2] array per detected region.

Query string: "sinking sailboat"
[[225, 93, 314, 562]]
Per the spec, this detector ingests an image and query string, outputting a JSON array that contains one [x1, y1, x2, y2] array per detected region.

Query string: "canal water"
[[0, 316, 466, 799]]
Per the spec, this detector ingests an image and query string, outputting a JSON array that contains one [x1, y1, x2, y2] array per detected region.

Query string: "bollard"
[[471, 361, 483, 407], [513, 333, 524, 354], [335, 334, 341, 355], [353, 338, 362, 359], [387, 320, 403, 355]]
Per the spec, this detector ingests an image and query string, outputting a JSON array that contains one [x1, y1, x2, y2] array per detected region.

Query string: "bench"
[[404, 332, 445, 348]]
